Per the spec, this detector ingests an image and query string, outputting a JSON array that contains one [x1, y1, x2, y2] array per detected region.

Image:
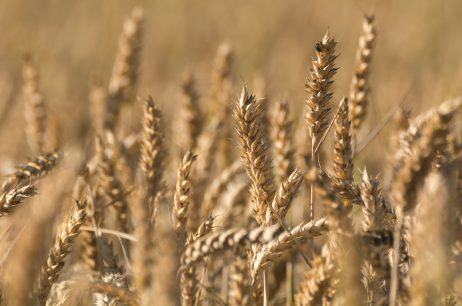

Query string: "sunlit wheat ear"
[[392, 106, 454, 213], [305, 32, 338, 148], [1, 151, 60, 193], [181, 223, 283, 270], [229, 248, 251, 306], [105, 7, 143, 131], [294, 246, 335, 306], [140, 96, 166, 199], [0, 185, 37, 217], [333, 98, 353, 182], [360, 169, 388, 231], [271, 99, 296, 185], [211, 43, 234, 111], [95, 135, 129, 232], [22, 54, 48, 154], [202, 160, 243, 217], [211, 43, 235, 167], [234, 84, 275, 226], [172, 150, 197, 237], [38, 200, 87, 305], [178, 73, 203, 152], [179, 217, 214, 306], [250, 217, 328, 282], [332, 98, 356, 206], [349, 14, 376, 132], [409, 170, 456, 306], [271, 169, 304, 220]]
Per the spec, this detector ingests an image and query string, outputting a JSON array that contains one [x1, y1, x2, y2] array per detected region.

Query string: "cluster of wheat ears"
[[0, 6, 461, 306]]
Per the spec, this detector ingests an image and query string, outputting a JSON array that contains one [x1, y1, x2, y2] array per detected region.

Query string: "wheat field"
[[0, 1, 461, 306]]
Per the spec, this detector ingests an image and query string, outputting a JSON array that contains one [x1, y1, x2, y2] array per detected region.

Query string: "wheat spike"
[[180, 217, 214, 306], [105, 7, 143, 131], [305, 32, 338, 147], [250, 217, 328, 282], [229, 248, 251, 306], [38, 201, 87, 304], [333, 98, 353, 182], [294, 246, 335, 306], [234, 84, 275, 226], [181, 223, 283, 270], [0, 185, 37, 217], [1, 151, 60, 192], [202, 160, 243, 217], [408, 171, 457, 306], [95, 136, 130, 232], [140, 96, 165, 199], [349, 14, 377, 132], [271, 99, 296, 184], [270, 169, 304, 220], [22, 54, 48, 154], [178, 73, 203, 152], [392, 106, 454, 212], [93, 281, 138, 306], [173, 151, 197, 236], [360, 169, 388, 231]]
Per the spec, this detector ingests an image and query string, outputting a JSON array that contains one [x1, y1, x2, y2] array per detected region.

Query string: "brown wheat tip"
[[305, 32, 338, 146], [38, 200, 87, 304], [0, 185, 37, 217], [349, 14, 376, 132], [234, 84, 275, 226]]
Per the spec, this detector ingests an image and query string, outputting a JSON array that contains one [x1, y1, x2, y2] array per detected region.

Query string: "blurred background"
[[1, 0, 461, 172]]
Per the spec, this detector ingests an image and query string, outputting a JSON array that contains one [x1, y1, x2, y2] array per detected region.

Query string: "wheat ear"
[[181, 223, 283, 270], [271, 99, 296, 185], [202, 160, 243, 217], [180, 217, 214, 306], [178, 73, 203, 152], [234, 84, 275, 226], [38, 200, 87, 304], [1, 151, 60, 192], [105, 7, 143, 131], [22, 54, 47, 154], [349, 14, 376, 132], [0, 185, 37, 217], [250, 217, 328, 282], [95, 136, 129, 232], [173, 151, 197, 237], [294, 246, 335, 306]]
